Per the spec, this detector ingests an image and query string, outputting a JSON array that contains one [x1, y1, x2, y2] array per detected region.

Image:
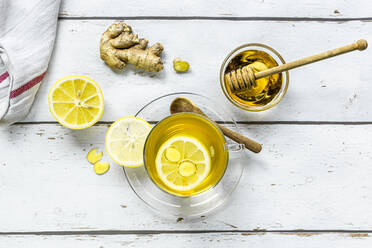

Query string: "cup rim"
[[219, 43, 290, 111], [143, 112, 230, 198]]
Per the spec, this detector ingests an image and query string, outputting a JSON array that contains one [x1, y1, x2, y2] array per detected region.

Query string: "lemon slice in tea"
[[48, 75, 104, 129], [106, 117, 152, 167], [155, 136, 211, 192]]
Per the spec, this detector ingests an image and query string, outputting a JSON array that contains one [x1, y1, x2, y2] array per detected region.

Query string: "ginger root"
[[100, 22, 164, 72]]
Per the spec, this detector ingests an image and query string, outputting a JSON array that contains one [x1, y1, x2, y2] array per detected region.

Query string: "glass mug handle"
[[227, 143, 244, 152]]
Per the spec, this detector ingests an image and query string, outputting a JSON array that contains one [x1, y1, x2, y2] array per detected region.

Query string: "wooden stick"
[[217, 124, 262, 153], [189, 102, 262, 153], [255, 39, 368, 80], [170, 97, 262, 153], [226, 39, 368, 93]]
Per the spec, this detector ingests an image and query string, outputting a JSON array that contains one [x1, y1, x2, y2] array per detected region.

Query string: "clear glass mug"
[[123, 93, 245, 218], [220, 43, 290, 111], [144, 112, 243, 197]]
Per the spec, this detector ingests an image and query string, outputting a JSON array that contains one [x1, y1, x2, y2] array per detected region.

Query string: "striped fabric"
[[0, 71, 8, 83], [0, 0, 61, 124], [0, 62, 10, 119], [10, 72, 46, 99]]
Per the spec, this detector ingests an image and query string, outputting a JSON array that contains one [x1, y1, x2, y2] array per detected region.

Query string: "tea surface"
[[144, 113, 228, 196]]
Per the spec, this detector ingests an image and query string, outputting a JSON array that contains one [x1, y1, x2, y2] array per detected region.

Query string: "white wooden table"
[[1, 1, 372, 246]]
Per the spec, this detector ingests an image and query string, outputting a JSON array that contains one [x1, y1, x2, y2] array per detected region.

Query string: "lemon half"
[[155, 136, 211, 191], [106, 117, 152, 167], [48, 75, 104, 129]]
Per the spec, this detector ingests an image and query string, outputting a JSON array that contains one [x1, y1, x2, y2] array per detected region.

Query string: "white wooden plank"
[[1, 123, 372, 231], [25, 20, 372, 123], [0, 233, 371, 247], [59, 0, 372, 19]]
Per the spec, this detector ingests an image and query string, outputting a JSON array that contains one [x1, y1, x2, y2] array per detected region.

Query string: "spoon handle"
[[217, 124, 262, 153], [190, 101, 262, 153], [255, 39, 368, 80]]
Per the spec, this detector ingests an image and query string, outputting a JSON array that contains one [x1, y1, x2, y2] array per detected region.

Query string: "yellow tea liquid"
[[144, 113, 228, 196], [225, 50, 283, 107]]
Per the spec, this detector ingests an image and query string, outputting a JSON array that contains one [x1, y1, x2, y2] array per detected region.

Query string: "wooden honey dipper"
[[225, 39, 368, 93]]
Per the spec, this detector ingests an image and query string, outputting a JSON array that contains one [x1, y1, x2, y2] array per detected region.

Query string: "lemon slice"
[[106, 117, 152, 167], [155, 136, 211, 191], [48, 75, 104, 129]]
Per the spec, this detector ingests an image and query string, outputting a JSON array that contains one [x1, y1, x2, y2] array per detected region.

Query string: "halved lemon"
[[106, 117, 152, 167], [48, 75, 104, 129], [155, 136, 211, 191]]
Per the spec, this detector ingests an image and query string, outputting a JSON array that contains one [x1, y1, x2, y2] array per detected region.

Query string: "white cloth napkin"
[[0, 0, 60, 124]]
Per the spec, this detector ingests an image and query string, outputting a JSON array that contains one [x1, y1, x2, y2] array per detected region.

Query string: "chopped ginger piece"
[[173, 58, 190, 72], [87, 148, 103, 164], [94, 162, 110, 175], [165, 147, 181, 162], [210, 146, 215, 158], [178, 161, 196, 177]]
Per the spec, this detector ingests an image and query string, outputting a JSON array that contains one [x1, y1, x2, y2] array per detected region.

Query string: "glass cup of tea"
[[122, 93, 245, 218], [144, 112, 231, 197], [220, 43, 289, 111]]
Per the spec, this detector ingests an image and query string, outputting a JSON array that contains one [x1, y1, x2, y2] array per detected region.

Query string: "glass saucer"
[[123, 92, 244, 218]]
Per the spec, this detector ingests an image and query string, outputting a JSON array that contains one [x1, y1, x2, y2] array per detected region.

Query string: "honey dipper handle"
[[217, 124, 262, 153], [254, 39, 368, 80]]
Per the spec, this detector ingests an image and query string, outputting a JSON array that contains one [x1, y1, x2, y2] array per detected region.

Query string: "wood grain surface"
[[0, 232, 371, 248], [59, 0, 372, 19], [24, 20, 372, 122], [1, 0, 371, 246], [1, 124, 372, 231]]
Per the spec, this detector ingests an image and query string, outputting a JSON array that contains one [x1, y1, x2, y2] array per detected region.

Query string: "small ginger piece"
[[165, 147, 181, 162], [210, 146, 215, 158], [87, 148, 103, 164], [94, 162, 110, 175], [173, 58, 190, 72], [100, 22, 164, 72]]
